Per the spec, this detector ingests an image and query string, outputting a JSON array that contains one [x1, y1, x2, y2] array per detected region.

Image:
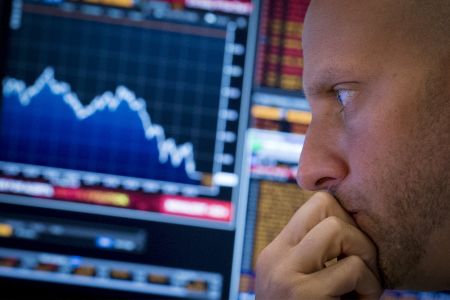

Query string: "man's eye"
[[335, 89, 355, 108]]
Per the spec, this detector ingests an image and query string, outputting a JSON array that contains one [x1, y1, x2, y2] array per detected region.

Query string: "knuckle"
[[347, 255, 366, 271], [313, 191, 335, 209], [255, 248, 271, 272], [255, 243, 278, 273], [256, 258, 300, 299], [291, 276, 321, 299], [323, 215, 344, 232], [277, 280, 300, 299]]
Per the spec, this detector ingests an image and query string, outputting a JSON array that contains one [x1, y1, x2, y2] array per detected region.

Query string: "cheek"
[[343, 107, 403, 210], [344, 84, 415, 173], [345, 110, 393, 174]]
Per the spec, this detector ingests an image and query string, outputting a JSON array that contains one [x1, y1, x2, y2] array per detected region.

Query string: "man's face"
[[298, 0, 450, 289]]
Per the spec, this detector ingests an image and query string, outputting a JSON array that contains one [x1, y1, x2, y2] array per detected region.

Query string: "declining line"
[[2, 67, 201, 180]]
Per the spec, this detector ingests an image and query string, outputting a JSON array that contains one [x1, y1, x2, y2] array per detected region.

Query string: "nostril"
[[315, 177, 336, 188]]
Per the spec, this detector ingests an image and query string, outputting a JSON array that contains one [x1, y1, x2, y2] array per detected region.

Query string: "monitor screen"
[[0, 0, 258, 299], [0, 0, 319, 299]]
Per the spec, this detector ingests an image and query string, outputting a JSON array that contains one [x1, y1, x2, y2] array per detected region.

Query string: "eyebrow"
[[304, 66, 359, 98]]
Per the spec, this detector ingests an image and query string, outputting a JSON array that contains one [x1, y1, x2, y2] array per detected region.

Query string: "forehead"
[[302, 0, 402, 91], [303, 0, 396, 47]]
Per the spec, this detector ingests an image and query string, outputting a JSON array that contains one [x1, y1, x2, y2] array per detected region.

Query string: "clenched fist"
[[255, 192, 382, 299]]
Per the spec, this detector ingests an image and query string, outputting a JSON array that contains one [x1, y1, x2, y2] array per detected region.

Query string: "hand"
[[255, 191, 382, 300]]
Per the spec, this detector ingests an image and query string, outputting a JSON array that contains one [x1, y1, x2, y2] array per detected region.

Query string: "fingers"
[[288, 216, 378, 276], [257, 255, 382, 300], [255, 191, 382, 300], [307, 255, 382, 300], [277, 191, 356, 246]]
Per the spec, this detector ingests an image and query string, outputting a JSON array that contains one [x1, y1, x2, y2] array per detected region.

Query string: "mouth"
[[330, 191, 364, 225], [348, 211, 370, 232]]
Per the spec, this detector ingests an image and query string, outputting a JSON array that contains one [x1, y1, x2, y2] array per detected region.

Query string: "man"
[[255, 1, 450, 299]]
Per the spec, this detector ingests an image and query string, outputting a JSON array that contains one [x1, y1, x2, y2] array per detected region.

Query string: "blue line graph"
[[1, 68, 201, 185]]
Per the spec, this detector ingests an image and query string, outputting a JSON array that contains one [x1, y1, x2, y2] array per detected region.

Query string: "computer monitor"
[[0, 0, 259, 299]]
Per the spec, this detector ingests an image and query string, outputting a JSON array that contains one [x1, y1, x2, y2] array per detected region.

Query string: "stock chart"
[[1, 2, 243, 203], [2, 67, 201, 184]]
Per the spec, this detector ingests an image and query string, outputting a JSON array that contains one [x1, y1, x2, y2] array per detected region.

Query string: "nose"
[[297, 118, 348, 191]]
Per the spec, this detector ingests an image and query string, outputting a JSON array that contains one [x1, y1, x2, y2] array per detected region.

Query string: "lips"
[[330, 191, 364, 224], [337, 200, 359, 219], [349, 210, 357, 218], [349, 211, 372, 233], [349, 211, 362, 225]]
